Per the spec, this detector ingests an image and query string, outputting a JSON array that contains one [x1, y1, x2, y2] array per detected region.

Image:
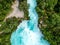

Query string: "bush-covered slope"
[[0, 0, 15, 22], [0, 17, 22, 45]]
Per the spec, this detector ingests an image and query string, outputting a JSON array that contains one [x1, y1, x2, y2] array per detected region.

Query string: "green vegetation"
[[0, 0, 15, 22], [0, 0, 17, 45], [0, 17, 22, 45], [36, 0, 60, 45], [0, 0, 60, 45]]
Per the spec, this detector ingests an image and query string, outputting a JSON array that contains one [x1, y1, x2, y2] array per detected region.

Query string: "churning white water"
[[10, 0, 50, 45]]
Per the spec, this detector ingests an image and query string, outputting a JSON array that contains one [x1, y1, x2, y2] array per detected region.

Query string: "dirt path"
[[4, 0, 24, 21]]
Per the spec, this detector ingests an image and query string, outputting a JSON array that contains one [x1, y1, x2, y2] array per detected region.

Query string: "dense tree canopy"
[[0, 17, 22, 45], [0, 0, 15, 22]]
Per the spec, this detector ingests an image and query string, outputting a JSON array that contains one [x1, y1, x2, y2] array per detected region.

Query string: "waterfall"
[[10, 0, 50, 45]]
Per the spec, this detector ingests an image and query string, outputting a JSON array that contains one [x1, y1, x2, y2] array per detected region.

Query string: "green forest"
[[0, 0, 60, 45]]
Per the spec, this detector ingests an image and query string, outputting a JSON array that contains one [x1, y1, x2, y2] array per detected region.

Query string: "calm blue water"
[[10, 0, 50, 45]]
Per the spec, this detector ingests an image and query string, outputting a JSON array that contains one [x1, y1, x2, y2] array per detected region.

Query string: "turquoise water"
[[10, 0, 50, 45]]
